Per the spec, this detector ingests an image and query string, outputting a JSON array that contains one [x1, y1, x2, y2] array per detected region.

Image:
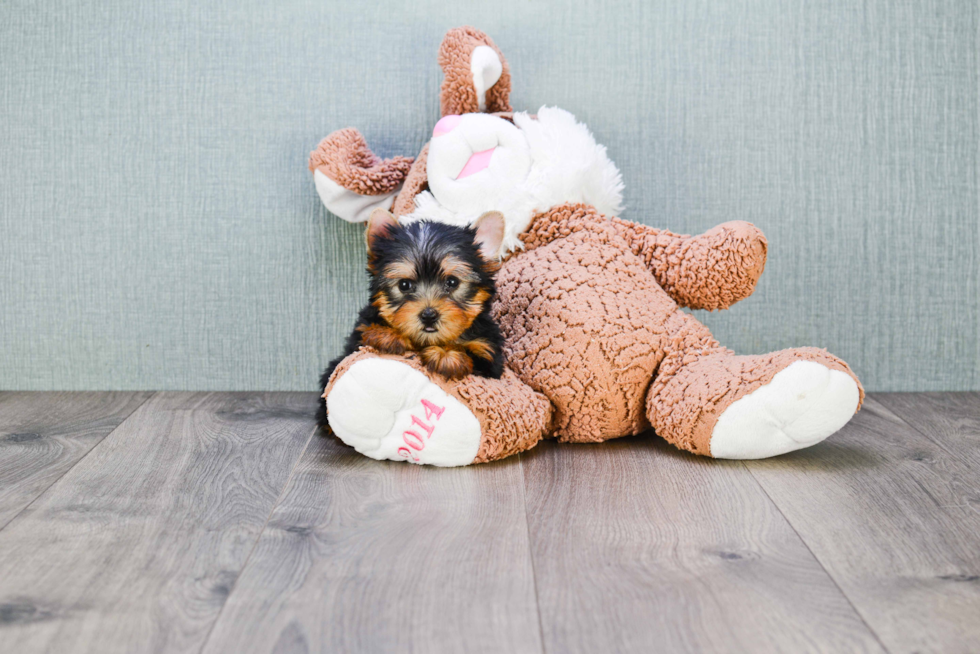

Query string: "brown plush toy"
[[310, 26, 863, 467]]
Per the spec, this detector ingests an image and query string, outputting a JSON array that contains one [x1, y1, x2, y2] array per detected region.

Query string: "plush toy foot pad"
[[710, 361, 860, 459], [326, 358, 481, 466]]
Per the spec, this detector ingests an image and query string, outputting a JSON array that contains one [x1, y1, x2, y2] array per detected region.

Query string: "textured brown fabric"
[[438, 26, 512, 116], [646, 347, 865, 456], [322, 347, 551, 465], [610, 216, 768, 311], [308, 127, 413, 196], [493, 204, 862, 451], [456, 369, 553, 463], [495, 204, 721, 442], [392, 142, 429, 217]]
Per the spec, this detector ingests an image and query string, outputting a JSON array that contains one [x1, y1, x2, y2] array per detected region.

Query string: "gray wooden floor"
[[0, 392, 977, 654]]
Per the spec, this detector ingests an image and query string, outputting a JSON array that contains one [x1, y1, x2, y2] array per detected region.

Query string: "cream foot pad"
[[710, 361, 860, 459], [326, 358, 482, 466]]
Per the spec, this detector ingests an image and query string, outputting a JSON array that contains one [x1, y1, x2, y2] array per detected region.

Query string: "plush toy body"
[[311, 27, 863, 466]]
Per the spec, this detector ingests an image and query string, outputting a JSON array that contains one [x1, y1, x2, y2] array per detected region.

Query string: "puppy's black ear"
[[472, 211, 505, 261], [365, 208, 399, 252]]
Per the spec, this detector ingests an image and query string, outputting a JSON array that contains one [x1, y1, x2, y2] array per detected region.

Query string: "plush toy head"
[[405, 109, 625, 254], [308, 28, 624, 254]]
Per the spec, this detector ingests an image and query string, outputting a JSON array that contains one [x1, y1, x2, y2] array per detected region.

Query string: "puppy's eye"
[[398, 279, 415, 293], [445, 276, 459, 290]]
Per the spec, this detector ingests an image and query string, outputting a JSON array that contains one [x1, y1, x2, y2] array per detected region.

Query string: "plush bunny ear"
[[309, 128, 414, 223], [438, 27, 512, 116], [365, 208, 399, 252], [472, 211, 506, 261], [392, 143, 430, 218]]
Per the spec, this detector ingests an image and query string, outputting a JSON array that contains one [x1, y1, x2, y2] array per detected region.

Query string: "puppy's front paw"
[[421, 346, 473, 379], [357, 324, 409, 355]]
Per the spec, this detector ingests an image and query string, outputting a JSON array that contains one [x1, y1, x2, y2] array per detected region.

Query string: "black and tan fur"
[[316, 209, 506, 429]]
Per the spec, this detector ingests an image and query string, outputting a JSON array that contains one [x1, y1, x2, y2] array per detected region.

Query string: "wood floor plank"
[[201, 433, 543, 654], [0, 392, 317, 654], [746, 394, 980, 654], [875, 392, 980, 467], [0, 391, 153, 530], [521, 437, 884, 654]]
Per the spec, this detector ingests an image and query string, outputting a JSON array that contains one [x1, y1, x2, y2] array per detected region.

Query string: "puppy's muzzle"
[[419, 307, 440, 332]]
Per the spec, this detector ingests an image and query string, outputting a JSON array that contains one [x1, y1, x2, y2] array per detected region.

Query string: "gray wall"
[[2, 0, 978, 391]]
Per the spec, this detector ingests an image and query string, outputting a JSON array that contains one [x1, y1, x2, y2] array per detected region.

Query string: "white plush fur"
[[405, 107, 624, 254], [327, 358, 482, 466], [709, 361, 861, 459], [515, 108, 624, 220]]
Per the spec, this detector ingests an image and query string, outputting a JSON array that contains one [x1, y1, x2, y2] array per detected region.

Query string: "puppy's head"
[[365, 209, 504, 347]]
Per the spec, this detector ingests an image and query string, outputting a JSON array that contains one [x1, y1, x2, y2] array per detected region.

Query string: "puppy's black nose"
[[419, 307, 439, 326]]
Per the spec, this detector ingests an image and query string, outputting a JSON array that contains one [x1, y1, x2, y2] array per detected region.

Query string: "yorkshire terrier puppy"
[[316, 208, 506, 429]]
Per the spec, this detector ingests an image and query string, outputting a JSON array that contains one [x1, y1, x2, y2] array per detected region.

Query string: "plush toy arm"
[[308, 128, 414, 223], [611, 216, 768, 310], [438, 26, 512, 116]]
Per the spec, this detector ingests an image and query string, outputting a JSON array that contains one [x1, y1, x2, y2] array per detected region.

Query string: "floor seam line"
[[518, 452, 548, 654], [870, 393, 976, 462], [195, 422, 318, 654], [742, 460, 893, 654], [0, 391, 158, 534]]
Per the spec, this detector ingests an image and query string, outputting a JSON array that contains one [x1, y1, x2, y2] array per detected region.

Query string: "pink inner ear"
[[457, 147, 495, 179], [433, 114, 462, 137]]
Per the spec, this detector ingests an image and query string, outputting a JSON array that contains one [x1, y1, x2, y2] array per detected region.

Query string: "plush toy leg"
[[646, 341, 863, 459], [323, 349, 552, 466]]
